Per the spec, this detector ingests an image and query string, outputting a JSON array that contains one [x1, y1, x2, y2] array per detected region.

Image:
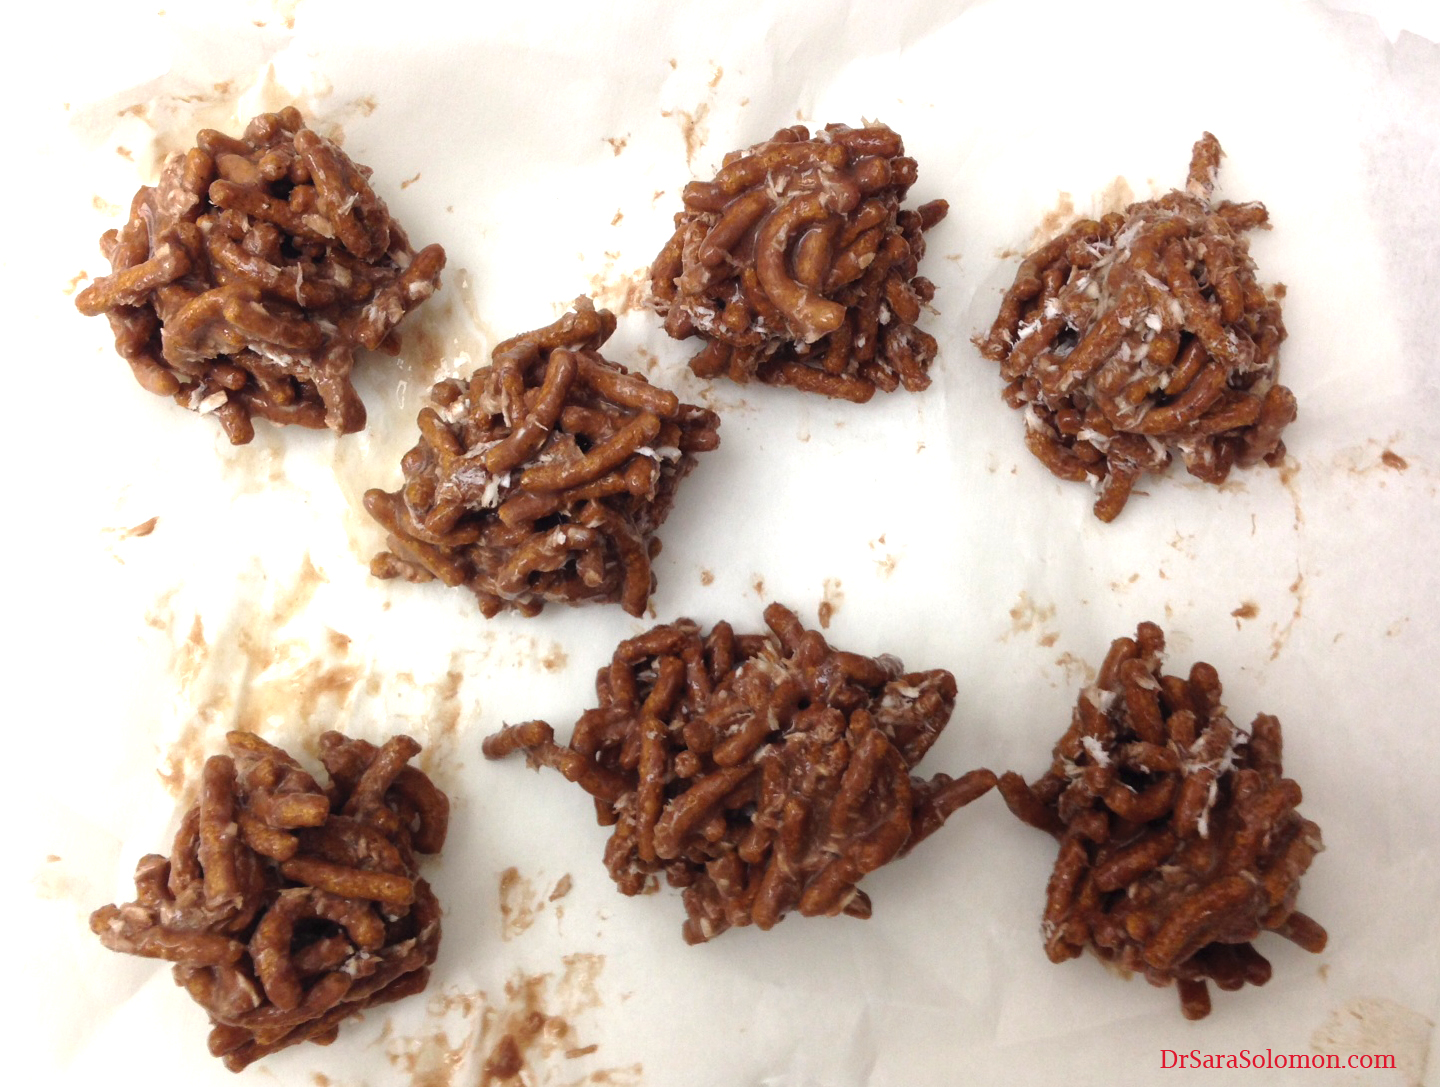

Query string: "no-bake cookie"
[[484, 603, 995, 942], [978, 134, 1293, 520]]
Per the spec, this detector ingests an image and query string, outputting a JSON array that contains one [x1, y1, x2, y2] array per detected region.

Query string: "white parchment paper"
[[5, 1, 1438, 1084]]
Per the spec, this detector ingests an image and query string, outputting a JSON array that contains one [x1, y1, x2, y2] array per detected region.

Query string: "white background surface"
[[4, 1, 1438, 1084]]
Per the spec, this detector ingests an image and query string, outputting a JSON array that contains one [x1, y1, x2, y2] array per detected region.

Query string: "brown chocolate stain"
[[1268, 573, 1306, 662], [158, 702, 207, 802], [390, 291, 489, 408], [428, 988, 484, 1019], [499, 867, 544, 940], [700, 568, 714, 586], [219, 427, 293, 497], [176, 614, 209, 686], [106, 69, 385, 194], [232, 644, 364, 743], [1335, 436, 1419, 482], [31, 856, 84, 903], [1167, 530, 1198, 560], [1273, 455, 1304, 530], [391, 1027, 475, 1087], [549, 874, 574, 901], [471, 957, 635, 1086], [116, 145, 133, 160], [1311, 997, 1432, 1084], [1054, 652, 1096, 687], [123, 515, 159, 538], [468, 629, 573, 677], [1005, 592, 1058, 647], [1198, 476, 1249, 495], [610, 209, 623, 226], [1027, 192, 1075, 252], [92, 194, 120, 216], [587, 256, 649, 315], [158, 554, 367, 798], [1110, 572, 1140, 593], [411, 655, 468, 783], [383, 987, 484, 1086], [156, 613, 213, 797], [144, 584, 180, 631], [400, 171, 421, 189], [1277, 455, 1300, 488], [1231, 601, 1260, 628], [865, 534, 899, 579], [663, 102, 712, 169], [1094, 175, 1137, 217], [603, 136, 628, 156], [479, 975, 562, 1085], [753, 575, 765, 597], [101, 515, 162, 565], [63, 269, 89, 295], [277, 553, 328, 628], [818, 578, 843, 629]]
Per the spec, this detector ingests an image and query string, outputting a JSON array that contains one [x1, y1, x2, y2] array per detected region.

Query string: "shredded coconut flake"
[[1081, 735, 1112, 767], [197, 390, 228, 415]]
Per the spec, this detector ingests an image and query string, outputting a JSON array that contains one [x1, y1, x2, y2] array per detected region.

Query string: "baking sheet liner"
[[8, 0, 1439, 1083]]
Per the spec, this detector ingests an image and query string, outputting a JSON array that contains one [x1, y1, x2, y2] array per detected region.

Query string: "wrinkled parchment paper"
[[7, 0, 1439, 1084]]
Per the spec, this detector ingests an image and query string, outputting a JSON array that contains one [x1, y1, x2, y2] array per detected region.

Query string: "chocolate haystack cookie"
[[485, 603, 995, 942], [652, 122, 948, 403], [978, 134, 1293, 520], [998, 622, 1326, 1019]]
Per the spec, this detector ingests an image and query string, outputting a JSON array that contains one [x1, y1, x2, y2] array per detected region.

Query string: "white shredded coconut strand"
[[1081, 735, 1112, 767], [197, 390, 228, 415]]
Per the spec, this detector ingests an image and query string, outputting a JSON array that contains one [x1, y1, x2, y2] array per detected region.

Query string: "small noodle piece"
[[483, 603, 995, 941], [89, 731, 447, 1071]]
